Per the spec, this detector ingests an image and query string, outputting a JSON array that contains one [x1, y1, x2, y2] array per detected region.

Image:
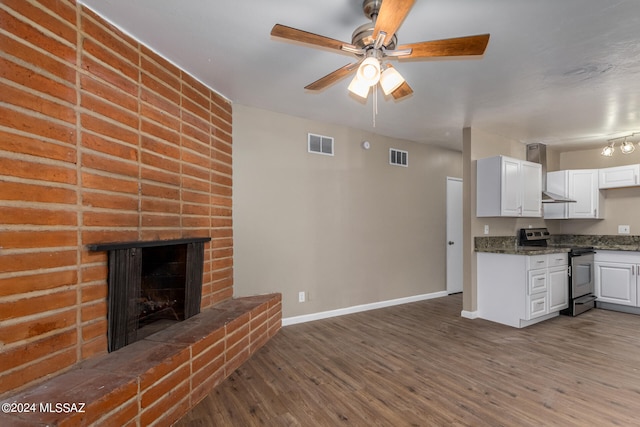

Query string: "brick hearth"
[[0, 294, 281, 426]]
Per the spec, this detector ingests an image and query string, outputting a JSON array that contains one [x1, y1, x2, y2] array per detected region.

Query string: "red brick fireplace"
[[0, 1, 281, 425]]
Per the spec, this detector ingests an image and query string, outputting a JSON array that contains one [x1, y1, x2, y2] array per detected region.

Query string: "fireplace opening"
[[137, 245, 187, 339], [89, 238, 209, 352]]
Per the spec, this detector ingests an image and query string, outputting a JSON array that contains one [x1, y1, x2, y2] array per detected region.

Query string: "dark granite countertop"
[[589, 244, 640, 252], [475, 234, 640, 255], [477, 246, 570, 255]]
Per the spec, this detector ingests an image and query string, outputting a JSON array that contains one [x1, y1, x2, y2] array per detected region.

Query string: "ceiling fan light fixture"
[[357, 57, 381, 86], [621, 138, 635, 154], [348, 75, 370, 98], [380, 65, 405, 95]]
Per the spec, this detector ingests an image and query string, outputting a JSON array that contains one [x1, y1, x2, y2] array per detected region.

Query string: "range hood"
[[526, 143, 576, 204]]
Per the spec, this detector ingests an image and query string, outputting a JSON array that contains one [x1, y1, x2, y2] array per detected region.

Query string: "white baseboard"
[[461, 310, 478, 319], [282, 290, 449, 327]]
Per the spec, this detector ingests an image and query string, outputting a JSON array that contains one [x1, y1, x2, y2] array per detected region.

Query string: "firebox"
[[89, 237, 211, 352], [138, 244, 187, 336]]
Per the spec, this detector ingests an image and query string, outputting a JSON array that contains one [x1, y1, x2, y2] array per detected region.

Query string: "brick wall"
[[0, 0, 234, 397]]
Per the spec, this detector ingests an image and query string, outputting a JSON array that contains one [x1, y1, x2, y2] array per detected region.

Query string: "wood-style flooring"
[[175, 294, 640, 426]]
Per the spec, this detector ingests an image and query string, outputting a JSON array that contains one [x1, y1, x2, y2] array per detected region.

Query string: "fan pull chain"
[[372, 85, 378, 127]]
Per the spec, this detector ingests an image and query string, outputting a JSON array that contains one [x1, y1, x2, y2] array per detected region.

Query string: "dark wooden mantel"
[[87, 237, 211, 252]]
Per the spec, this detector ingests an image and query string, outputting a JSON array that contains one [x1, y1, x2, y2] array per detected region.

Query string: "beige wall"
[[233, 105, 462, 318]]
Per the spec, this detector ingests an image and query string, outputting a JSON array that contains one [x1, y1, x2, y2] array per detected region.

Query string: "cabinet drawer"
[[527, 294, 548, 319], [528, 270, 548, 294], [527, 255, 547, 270], [548, 253, 568, 267]]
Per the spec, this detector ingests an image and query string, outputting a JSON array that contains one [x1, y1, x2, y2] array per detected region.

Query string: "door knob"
[[448, 241, 454, 245]]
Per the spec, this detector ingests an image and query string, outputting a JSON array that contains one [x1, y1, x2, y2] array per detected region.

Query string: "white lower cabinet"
[[526, 267, 548, 320], [477, 252, 568, 328], [548, 265, 570, 312], [527, 291, 548, 320], [595, 251, 640, 307]]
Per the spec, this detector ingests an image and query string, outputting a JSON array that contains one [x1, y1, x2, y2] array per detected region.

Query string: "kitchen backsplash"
[[475, 236, 518, 251]]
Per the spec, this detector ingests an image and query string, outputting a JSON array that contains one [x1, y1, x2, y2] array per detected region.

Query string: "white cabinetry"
[[599, 164, 640, 189], [476, 156, 542, 217], [548, 255, 570, 312], [595, 251, 640, 307], [544, 169, 603, 219], [521, 161, 543, 217], [477, 252, 568, 328]]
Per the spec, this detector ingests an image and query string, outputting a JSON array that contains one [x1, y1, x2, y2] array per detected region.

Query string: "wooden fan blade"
[[373, 0, 415, 46], [305, 63, 359, 91], [397, 34, 490, 59], [271, 24, 355, 52], [391, 81, 413, 100]]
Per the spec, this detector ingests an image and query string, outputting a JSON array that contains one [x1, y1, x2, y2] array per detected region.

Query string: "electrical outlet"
[[484, 225, 489, 235], [298, 291, 306, 303], [618, 225, 630, 235]]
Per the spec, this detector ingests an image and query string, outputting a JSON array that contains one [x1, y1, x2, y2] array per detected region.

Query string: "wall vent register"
[[308, 133, 334, 156], [390, 148, 408, 166]]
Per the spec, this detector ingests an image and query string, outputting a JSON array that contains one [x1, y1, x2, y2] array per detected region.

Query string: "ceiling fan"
[[270, 0, 490, 101]]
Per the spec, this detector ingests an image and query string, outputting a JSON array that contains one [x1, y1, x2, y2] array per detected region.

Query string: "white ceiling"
[[79, 0, 640, 151]]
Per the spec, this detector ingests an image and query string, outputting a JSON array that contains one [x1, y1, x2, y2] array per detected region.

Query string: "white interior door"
[[446, 177, 463, 294]]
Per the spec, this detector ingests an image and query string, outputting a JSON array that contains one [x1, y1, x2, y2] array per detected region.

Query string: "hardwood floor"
[[175, 294, 640, 426]]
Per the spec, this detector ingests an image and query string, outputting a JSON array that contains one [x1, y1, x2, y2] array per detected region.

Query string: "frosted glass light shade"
[[357, 57, 380, 87], [348, 75, 370, 98], [380, 66, 405, 95]]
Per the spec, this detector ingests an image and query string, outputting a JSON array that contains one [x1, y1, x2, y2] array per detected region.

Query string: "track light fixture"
[[621, 137, 635, 154], [601, 133, 640, 156], [601, 142, 615, 157]]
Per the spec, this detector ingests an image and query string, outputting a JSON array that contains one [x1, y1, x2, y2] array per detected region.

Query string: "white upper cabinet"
[[598, 164, 640, 189], [476, 155, 542, 217], [544, 169, 603, 219], [500, 157, 522, 216], [521, 161, 543, 217], [569, 169, 602, 218]]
